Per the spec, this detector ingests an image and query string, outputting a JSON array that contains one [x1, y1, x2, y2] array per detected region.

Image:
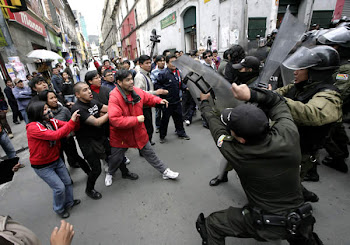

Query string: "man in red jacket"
[[105, 70, 179, 186]]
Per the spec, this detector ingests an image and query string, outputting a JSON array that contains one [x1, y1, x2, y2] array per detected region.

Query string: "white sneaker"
[[8, 133, 14, 139], [162, 168, 179, 180], [184, 120, 190, 126], [105, 174, 113, 186], [125, 157, 131, 165]]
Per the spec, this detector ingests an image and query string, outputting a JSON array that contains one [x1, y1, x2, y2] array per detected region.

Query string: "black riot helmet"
[[318, 26, 350, 47], [282, 46, 340, 71]]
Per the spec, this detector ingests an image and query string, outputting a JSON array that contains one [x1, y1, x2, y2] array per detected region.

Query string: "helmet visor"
[[282, 46, 322, 70], [318, 27, 350, 47]]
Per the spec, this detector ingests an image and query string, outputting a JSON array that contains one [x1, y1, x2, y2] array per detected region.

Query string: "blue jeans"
[[20, 109, 29, 124], [33, 158, 74, 214], [0, 132, 16, 158]]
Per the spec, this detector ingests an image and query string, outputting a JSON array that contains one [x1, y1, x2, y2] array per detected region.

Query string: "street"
[[1, 99, 350, 244]]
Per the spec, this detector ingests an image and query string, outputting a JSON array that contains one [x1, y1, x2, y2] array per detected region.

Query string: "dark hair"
[[162, 50, 170, 56], [228, 45, 246, 64], [38, 90, 57, 103], [103, 60, 110, 65], [115, 70, 132, 83], [97, 66, 103, 76], [103, 69, 114, 77], [202, 50, 213, 59], [139, 55, 151, 64], [213, 49, 218, 53], [133, 57, 139, 64], [73, 82, 88, 94], [55, 63, 61, 68], [85, 70, 98, 84], [174, 50, 179, 54], [32, 71, 38, 75], [190, 50, 197, 56], [123, 60, 131, 65], [155, 55, 165, 63], [27, 101, 46, 123], [166, 54, 177, 63], [29, 76, 47, 88], [26, 74, 32, 79], [153, 55, 157, 59]]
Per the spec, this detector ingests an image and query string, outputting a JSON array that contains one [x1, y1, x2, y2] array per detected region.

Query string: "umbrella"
[[26, 49, 63, 60]]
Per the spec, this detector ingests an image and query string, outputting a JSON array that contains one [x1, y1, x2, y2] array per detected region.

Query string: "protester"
[[231, 56, 260, 85], [102, 69, 116, 90], [26, 101, 80, 218], [4, 79, 22, 124], [86, 70, 111, 105], [38, 90, 91, 172], [122, 60, 137, 78], [61, 71, 75, 102], [105, 70, 179, 186], [51, 67, 64, 98], [12, 78, 31, 123], [73, 64, 81, 82], [0, 89, 13, 138], [134, 55, 168, 145], [151, 55, 166, 132], [212, 49, 221, 70], [71, 82, 137, 198], [224, 45, 246, 84], [155, 54, 190, 143]]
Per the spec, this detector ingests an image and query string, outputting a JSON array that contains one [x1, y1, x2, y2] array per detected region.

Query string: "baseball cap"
[[232, 56, 260, 71], [220, 104, 269, 141]]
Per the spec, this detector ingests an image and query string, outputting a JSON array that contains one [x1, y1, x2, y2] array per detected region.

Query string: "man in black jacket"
[[155, 54, 190, 143], [4, 79, 22, 124]]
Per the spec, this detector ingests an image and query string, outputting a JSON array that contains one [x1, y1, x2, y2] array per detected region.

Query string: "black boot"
[[196, 213, 208, 245], [303, 164, 319, 182], [209, 172, 228, 186], [302, 186, 319, 203]]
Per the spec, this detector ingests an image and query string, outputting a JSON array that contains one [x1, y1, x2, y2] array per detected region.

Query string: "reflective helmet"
[[318, 26, 350, 47], [282, 46, 340, 70]]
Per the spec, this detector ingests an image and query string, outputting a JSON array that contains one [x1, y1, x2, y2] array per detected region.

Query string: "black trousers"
[[143, 107, 154, 142], [182, 90, 196, 122], [160, 102, 186, 139], [324, 122, 349, 159], [60, 137, 91, 174], [8, 102, 22, 123], [78, 137, 110, 191]]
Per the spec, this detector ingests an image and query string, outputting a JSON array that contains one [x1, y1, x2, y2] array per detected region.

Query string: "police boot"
[[323, 157, 348, 173], [209, 172, 228, 186], [303, 164, 319, 182], [302, 186, 319, 203], [196, 213, 208, 245]]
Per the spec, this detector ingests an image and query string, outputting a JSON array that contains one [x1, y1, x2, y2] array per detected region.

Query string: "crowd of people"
[[1, 19, 350, 245]]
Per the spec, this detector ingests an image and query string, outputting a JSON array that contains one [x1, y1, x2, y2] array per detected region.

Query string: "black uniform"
[[199, 88, 320, 244]]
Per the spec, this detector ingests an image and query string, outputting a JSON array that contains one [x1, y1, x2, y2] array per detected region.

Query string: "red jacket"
[[26, 119, 77, 166], [109, 86, 162, 149]]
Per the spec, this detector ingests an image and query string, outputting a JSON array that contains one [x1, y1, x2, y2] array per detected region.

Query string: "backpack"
[[0, 216, 41, 245]]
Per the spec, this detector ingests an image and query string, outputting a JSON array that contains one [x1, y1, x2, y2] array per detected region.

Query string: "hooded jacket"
[[108, 85, 162, 149]]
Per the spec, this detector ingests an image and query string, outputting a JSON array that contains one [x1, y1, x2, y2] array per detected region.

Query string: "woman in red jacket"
[[26, 101, 80, 219]]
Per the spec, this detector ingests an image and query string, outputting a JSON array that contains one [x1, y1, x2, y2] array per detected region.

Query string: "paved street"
[[1, 96, 350, 244]]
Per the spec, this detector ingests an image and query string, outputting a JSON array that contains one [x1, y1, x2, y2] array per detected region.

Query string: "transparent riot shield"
[[173, 55, 242, 112], [250, 6, 307, 88]]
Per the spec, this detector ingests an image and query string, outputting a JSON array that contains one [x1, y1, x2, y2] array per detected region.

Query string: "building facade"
[[101, 0, 338, 59]]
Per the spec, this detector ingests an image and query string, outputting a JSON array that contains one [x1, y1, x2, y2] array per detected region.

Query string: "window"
[[311, 10, 333, 28], [248, 17, 266, 40], [40, 0, 48, 18]]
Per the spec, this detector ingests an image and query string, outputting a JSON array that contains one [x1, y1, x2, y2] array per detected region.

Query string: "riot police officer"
[[196, 84, 322, 245], [317, 26, 350, 172], [276, 46, 342, 199]]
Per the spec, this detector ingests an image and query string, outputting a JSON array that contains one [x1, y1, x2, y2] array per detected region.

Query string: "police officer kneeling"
[[196, 84, 322, 245]]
